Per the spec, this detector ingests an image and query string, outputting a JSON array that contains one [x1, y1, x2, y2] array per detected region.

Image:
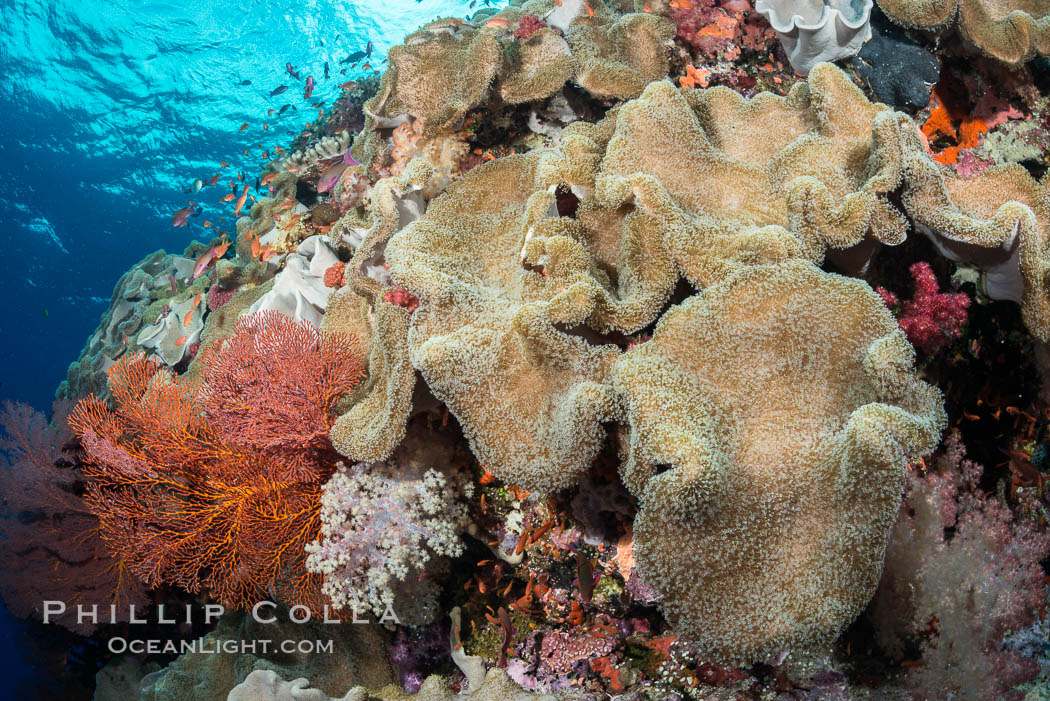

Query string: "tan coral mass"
[[876, 0, 1050, 63], [899, 121, 1050, 342], [385, 154, 621, 493], [591, 63, 907, 289], [613, 261, 946, 664]]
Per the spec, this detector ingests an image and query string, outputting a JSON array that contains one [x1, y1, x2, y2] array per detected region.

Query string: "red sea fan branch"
[[68, 314, 364, 612], [197, 310, 365, 481]]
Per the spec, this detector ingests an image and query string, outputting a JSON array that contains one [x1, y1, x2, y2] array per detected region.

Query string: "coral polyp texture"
[[612, 261, 946, 663], [588, 62, 908, 288], [385, 153, 621, 492], [67, 311, 364, 611], [900, 123, 1050, 341], [875, 0, 1050, 63]]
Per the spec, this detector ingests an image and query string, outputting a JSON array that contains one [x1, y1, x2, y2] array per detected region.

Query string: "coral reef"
[[352, 0, 673, 173], [612, 260, 946, 663], [29, 0, 1050, 696], [68, 311, 363, 610], [139, 612, 394, 701], [385, 153, 621, 492], [871, 432, 1050, 698], [229, 667, 553, 701], [584, 62, 909, 287], [877, 260, 971, 354], [57, 249, 201, 400], [899, 123, 1050, 342], [0, 401, 147, 634]]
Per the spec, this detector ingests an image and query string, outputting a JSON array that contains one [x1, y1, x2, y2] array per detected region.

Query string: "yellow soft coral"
[[612, 260, 945, 664]]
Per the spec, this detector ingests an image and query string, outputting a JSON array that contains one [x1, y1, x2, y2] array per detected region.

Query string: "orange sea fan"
[[68, 312, 365, 611]]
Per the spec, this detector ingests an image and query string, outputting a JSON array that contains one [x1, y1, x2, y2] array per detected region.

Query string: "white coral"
[[305, 460, 472, 625], [755, 0, 873, 74]]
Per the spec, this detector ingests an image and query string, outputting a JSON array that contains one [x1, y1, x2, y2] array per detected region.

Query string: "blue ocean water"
[[0, 0, 503, 412], [0, 1, 502, 696]]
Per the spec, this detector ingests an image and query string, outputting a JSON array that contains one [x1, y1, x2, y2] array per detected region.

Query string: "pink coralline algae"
[[323, 261, 346, 288], [538, 631, 615, 676], [514, 14, 547, 39], [877, 262, 970, 355], [206, 285, 236, 311]]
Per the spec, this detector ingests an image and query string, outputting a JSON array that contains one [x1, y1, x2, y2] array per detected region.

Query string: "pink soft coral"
[[877, 262, 970, 354], [871, 432, 1050, 700], [514, 14, 548, 39]]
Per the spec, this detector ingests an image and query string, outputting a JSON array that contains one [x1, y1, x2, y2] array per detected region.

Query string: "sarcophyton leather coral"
[[353, 0, 672, 168], [899, 123, 1050, 341], [875, 0, 1050, 64], [327, 161, 433, 463], [611, 260, 946, 664], [385, 153, 622, 492], [588, 62, 908, 287]]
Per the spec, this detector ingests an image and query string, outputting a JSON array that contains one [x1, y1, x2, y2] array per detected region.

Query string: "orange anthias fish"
[[220, 161, 230, 168], [192, 248, 216, 279], [213, 237, 231, 258], [191, 237, 231, 280], [203, 220, 212, 228], [222, 192, 236, 202], [239, 123, 249, 131], [183, 308, 195, 327], [484, 17, 511, 28], [234, 185, 250, 216], [261, 172, 278, 186], [209, 174, 220, 186], [175, 336, 187, 347], [172, 206, 193, 227], [193, 292, 202, 307], [247, 230, 262, 259], [259, 244, 275, 261]]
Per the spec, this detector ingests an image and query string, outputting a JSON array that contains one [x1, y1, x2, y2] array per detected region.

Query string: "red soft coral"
[[383, 284, 419, 313], [514, 14, 547, 39], [877, 262, 970, 354], [323, 261, 346, 289]]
